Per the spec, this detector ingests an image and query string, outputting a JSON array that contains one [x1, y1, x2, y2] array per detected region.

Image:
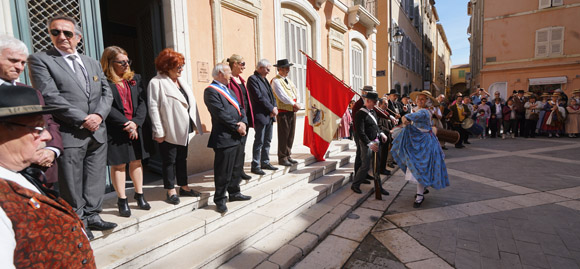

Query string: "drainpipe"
[[389, 0, 393, 92]]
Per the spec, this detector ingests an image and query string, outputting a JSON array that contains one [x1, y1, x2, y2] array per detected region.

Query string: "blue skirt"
[[391, 125, 450, 190]]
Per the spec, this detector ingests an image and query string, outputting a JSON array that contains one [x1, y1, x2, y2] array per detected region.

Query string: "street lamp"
[[390, 27, 404, 92]]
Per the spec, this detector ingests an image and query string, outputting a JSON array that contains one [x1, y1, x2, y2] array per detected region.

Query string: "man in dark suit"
[[351, 92, 389, 195], [204, 63, 251, 214], [385, 89, 402, 168], [449, 93, 471, 148], [512, 90, 527, 137], [0, 35, 62, 186], [247, 59, 278, 175], [27, 15, 115, 238]]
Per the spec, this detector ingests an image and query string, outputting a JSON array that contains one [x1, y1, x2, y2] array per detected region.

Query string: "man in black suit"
[[27, 15, 115, 238], [385, 89, 402, 168], [247, 59, 278, 175], [351, 92, 389, 195], [204, 63, 251, 214]]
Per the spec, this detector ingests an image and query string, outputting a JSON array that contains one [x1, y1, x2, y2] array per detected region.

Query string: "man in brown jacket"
[[0, 86, 95, 268], [449, 93, 471, 148]]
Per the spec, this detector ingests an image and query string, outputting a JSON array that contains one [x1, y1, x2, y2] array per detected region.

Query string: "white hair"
[[256, 59, 270, 69], [0, 34, 29, 56], [211, 63, 229, 79]]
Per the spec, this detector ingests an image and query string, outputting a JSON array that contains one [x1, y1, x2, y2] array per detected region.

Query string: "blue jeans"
[[252, 121, 273, 169]]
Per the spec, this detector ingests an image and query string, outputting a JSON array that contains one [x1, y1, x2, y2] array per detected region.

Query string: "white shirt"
[[0, 166, 41, 269], [55, 47, 86, 72], [271, 76, 297, 106]]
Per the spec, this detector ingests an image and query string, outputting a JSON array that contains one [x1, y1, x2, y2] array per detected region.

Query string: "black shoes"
[[362, 179, 371, 185], [380, 188, 390, 195], [279, 160, 292, 167], [288, 158, 298, 164], [262, 163, 278, 170], [413, 194, 424, 208], [229, 193, 252, 202], [380, 170, 391, 176], [251, 168, 266, 175], [134, 193, 151, 210], [166, 193, 180, 205], [85, 227, 94, 240], [241, 172, 252, 180], [87, 216, 117, 231], [179, 187, 201, 197], [387, 164, 395, 169], [216, 203, 228, 213], [351, 186, 362, 194], [117, 198, 131, 217]]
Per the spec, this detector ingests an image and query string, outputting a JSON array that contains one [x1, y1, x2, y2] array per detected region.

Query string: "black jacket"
[[247, 71, 276, 126], [204, 81, 248, 149], [355, 108, 383, 146]]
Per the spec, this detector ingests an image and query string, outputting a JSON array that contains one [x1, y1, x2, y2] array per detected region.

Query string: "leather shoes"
[[262, 163, 278, 170], [251, 168, 266, 175], [381, 170, 391, 176], [351, 186, 362, 194], [229, 193, 252, 202], [85, 227, 94, 240], [87, 217, 117, 231], [216, 204, 228, 213], [366, 175, 374, 180], [179, 187, 201, 197], [288, 158, 298, 164], [166, 193, 180, 205], [241, 172, 252, 180], [134, 193, 151, 210], [362, 179, 371, 185], [279, 160, 292, 167], [117, 198, 131, 217], [380, 188, 390, 195]]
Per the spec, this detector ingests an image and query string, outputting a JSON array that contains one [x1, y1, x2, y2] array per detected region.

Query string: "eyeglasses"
[[49, 29, 75, 39], [237, 62, 246, 67], [113, 60, 132, 66], [3, 122, 47, 136], [177, 65, 185, 71]]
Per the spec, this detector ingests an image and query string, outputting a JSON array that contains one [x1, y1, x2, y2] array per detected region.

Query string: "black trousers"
[[159, 142, 189, 189], [232, 135, 248, 182], [516, 114, 526, 136], [452, 124, 468, 146], [213, 144, 243, 206], [354, 132, 361, 174], [524, 119, 538, 137], [276, 111, 296, 162], [379, 140, 390, 174]]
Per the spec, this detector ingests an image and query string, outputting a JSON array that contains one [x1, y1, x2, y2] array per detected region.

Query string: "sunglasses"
[[113, 60, 132, 66], [3, 122, 47, 136], [49, 29, 75, 39], [237, 62, 246, 67]]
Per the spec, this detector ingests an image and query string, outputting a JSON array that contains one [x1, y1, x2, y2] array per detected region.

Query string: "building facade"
[[468, 0, 580, 98], [451, 64, 470, 96]]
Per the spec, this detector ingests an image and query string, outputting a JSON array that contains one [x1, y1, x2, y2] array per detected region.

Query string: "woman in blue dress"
[[391, 91, 450, 208]]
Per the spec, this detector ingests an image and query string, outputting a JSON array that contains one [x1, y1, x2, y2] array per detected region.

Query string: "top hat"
[[362, 92, 379, 101], [517, 90, 525, 94], [512, 90, 518, 94], [410, 90, 439, 106], [273, 59, 293, 68], [401, 94, 409, 99], [0, 86, 67, 119], [388, 90, 400, 96]]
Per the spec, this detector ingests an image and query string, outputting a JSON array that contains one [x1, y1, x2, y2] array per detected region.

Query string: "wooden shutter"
[[552, 0, 564, 7], [539, 0, 551, 9], [535, 28, 550, 57], [550, 27, 564, 56]]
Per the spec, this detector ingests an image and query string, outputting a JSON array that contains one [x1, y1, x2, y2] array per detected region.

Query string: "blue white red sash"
[[209, 83, 241, 116]]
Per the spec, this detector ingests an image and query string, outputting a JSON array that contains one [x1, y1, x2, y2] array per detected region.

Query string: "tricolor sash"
[[209, 84, 241, 116]]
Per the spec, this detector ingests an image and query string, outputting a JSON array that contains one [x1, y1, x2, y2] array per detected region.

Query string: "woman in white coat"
[[148, 48, 203, 205]]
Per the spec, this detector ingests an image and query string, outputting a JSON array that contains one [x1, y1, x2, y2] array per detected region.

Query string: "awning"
[[528, 76, 567, 85]]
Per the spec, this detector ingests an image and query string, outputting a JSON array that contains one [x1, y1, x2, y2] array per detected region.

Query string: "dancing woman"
[[391, 91, 450, 208]]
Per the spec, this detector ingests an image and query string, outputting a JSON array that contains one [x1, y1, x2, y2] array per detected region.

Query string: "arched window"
[[350, 42, 364, 92]]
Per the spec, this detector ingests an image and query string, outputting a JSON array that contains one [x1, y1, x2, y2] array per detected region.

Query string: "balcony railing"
[[353, 0, 377, 18]]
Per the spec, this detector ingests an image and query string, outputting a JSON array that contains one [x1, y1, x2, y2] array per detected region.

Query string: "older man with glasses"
[[0, 85, 96, 268], [28, 15, 115, 239]]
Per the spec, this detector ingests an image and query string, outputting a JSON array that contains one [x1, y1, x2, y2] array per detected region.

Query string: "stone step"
[[93, 143, 356, 268], [141, 168, 356, 269], [90, 141, 354, 250]]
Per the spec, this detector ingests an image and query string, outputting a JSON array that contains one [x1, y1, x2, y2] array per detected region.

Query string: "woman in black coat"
[[100, 46, 151, 217]]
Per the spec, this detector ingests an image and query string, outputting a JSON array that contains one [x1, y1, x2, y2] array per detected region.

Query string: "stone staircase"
[[92, 140, 389, 268]]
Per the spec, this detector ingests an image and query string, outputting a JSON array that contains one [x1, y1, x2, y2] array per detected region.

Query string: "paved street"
[[344, 137, 580, 269]]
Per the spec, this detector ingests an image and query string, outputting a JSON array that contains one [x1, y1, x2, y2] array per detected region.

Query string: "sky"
[[434, 0, 471, 66]]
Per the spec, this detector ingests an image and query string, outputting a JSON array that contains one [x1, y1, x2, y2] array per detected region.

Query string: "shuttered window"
[[283, 13, 310, 103], [535, 26, 564, 58], [351, 43, 364, 93], [539, 0, 564, 9]]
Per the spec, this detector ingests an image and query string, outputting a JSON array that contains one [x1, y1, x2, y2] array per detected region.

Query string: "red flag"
[[304, 58, 355, 161]]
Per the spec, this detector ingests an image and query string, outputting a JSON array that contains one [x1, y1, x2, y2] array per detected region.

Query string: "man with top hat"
[[512, 90, 527, 137], [449, 93, 471, 148], [204, 63, 251, 214], [351, 91, 390, 195], [271, 59, 301, 167], [0, 85, 96, 268], [385, 89, 402, 168], [27, 15, 115, 237], [0, 34, 62, 187]]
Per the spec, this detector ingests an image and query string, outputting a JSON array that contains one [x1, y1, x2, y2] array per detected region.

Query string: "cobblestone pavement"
[[344, 137, 580, 269]]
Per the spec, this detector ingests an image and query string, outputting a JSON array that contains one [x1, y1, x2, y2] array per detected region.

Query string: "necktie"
[[68, 55, 89, 96], [284, 78, 288, 84]]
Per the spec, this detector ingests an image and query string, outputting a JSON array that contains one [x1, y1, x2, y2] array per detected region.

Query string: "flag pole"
[[299, 50, 399, 118]]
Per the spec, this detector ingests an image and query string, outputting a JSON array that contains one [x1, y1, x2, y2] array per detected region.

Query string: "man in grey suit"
[[28, 15, 115, 239]]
